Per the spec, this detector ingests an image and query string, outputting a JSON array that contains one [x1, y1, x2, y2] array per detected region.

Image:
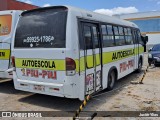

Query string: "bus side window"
[[83, 25, 94, 68], [124, 28, 133, 45], [136, 30, 143, 45], [92, 26, 99, 48], [133, 30, 139, 44], [114, 26, 125, 46], [101, 25, 114, 47], [124, 28, 129, 44], [127, 28, 134, 44], [106, 25, 115, 47], [84, 26, 93, 49], [113, 26, 119, 46], [118, 26, 125, 45]]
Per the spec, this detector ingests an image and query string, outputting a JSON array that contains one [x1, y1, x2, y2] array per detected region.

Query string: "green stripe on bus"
[[15, 47, 144, 72], [77, 46, 144, 72], [15, 58, 66, 71]]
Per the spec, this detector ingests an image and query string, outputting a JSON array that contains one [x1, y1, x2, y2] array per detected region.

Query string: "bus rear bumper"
[[16, 79, 64, 96], [13, 76, 82, 100]]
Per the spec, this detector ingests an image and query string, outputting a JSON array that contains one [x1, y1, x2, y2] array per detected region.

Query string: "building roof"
[[114, 11, 160, 20], [0, 0, 38, 11]]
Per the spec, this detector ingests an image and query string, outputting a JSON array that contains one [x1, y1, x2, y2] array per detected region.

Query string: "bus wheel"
[[137, 59, 142, 73], [107, 70, 116, 90]]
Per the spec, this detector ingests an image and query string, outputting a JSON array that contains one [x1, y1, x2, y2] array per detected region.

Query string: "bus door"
[[82, 23, 102, 95], [133, 30, 139, 69]]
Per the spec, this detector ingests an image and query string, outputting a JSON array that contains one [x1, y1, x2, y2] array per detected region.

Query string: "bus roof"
[[21, 5, 139, 29], [66, 5, 139, 28]]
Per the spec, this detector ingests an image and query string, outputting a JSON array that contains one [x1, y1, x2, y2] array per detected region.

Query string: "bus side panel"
[[139, 44, 144, 64], [64, 11, 85, 100], [102, 45, 136, 89], [78, 51, 85, 100]]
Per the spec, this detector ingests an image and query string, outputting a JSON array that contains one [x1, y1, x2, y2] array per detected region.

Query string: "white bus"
[[0, 10, 22, 79], [11, 6, 148, 100]]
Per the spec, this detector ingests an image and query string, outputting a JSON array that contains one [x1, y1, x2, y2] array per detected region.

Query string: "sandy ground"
[[0, 53, 160, 120], [83, 54, 160, 120]]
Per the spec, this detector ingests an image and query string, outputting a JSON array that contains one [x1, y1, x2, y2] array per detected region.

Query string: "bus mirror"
[[144, 36, 148, 43], [141, 36, 148, 52], [148, 48, 152, 52], [141, 36, 148, 44]]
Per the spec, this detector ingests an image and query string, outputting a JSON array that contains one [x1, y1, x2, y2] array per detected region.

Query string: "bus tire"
[[154, 64, 159, 67], [107, 70, 116, 90], [137, 58, 142, 73]]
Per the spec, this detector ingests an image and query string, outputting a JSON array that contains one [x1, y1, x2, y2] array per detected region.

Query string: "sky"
[[18, 0, 160, 16]]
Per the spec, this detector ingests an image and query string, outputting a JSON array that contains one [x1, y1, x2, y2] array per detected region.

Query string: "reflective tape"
[[15, 47, 144, 72], [15, 58, 65, 71], [77, 47, 144, 72], [0, 49, 10, 60]]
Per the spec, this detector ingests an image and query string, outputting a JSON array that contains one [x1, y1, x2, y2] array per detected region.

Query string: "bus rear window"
[[15, 7, 67, 48], [0, 15, 12, 36]]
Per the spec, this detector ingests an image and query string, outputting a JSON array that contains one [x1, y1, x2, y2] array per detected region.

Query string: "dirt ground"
[[84, 53, 160, 120], [0, 53, 160, 120]]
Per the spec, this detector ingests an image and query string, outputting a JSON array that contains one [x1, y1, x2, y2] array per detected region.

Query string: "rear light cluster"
[[66, 57, 76, 76], [11, 56, 15, 67]]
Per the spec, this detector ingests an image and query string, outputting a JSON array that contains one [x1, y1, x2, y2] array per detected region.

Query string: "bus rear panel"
[[13, 6, 82, 99]]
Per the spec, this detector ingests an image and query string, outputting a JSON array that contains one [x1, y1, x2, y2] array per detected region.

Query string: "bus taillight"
[[66, 57, 76, 76], [11, 56, 15, 67]]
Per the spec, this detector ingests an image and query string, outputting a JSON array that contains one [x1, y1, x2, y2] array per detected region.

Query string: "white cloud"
[[94, 7, 139, 16], [25, 0, 32, 4], [19, 0, 32, 4], [43, 4, 51, 7]]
